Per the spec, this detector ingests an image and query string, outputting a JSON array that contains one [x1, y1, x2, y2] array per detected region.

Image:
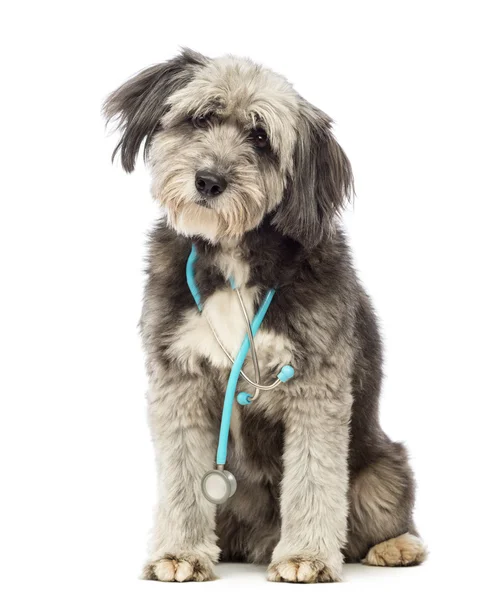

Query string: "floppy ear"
[[103, 49, 207, 172], [272, 102, 353, 248]]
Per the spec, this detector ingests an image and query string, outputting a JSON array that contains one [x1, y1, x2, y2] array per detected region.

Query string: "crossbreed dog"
[[104, 49, 426, 583]]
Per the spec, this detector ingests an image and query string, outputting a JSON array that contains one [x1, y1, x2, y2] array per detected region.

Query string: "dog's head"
[[104, 49, 353, 247]]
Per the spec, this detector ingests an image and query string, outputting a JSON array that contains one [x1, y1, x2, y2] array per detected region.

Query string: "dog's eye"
[[251, 128, 269, 149], [193, 114, 211, 128]]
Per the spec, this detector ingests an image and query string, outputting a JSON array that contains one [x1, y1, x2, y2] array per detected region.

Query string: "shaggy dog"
[[104, 49, 426, 583]]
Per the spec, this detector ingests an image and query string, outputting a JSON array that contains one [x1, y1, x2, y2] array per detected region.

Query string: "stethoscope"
[[186, 245, 295, 504]]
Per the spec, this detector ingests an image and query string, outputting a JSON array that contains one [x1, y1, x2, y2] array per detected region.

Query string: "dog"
[[104, 49, 426, 583]]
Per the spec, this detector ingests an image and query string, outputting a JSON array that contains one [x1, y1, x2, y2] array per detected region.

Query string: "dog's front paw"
[[143, 552, 216, 582], [267, 555, 341, 583]]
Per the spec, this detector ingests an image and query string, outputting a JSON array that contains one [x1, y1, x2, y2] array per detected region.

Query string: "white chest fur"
[[170, 285, 256, 370], [168, 284, 293, 376]]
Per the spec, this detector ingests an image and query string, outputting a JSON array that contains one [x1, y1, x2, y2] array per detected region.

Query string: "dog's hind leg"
[[362, 532, 427, 567], [344, 442, 427, 566]]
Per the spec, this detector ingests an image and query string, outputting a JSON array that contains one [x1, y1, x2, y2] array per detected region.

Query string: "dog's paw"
[[267, 555, 341, 583], [362, 533, 427, 567], [142, 553, 216, 582]]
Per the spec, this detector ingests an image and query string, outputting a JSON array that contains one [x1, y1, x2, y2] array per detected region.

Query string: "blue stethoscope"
[[186, 245, 295, 504]]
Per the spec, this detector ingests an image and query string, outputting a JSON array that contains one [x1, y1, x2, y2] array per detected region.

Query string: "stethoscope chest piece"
[[201, 469, 237, 504]]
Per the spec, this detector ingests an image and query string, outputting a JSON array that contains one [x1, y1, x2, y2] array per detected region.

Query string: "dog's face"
[[105, 50, 352, 247]]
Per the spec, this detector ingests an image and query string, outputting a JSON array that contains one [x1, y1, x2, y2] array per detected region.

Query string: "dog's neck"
[[191, 218, 306, 291]]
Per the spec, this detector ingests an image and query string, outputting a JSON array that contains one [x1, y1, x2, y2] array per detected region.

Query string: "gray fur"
[[104, 50, 426, 583], [272, 101, 353, 248], [103, 49, 207, 172]]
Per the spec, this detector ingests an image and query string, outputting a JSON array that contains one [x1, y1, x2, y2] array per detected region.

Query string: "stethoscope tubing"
[[234, 286, 261, 401], [186, 245, 286, 467], [186, 245, 272, 391], [186, 246, 203, 311], [216, 288, 275, 465]]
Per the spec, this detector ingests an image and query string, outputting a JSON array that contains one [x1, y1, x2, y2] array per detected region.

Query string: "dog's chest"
[[170, 286, 292, 375], [171, 286, 255, 369], [168, 253, 293, 383]]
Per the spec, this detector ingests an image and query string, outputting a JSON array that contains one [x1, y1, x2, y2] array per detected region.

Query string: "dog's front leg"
[[268, 381, 352, 583], [142, 374, 220, 582]]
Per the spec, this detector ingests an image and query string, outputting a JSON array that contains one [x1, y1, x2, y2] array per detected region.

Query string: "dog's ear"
[[103, 49, 207, 172], [272, 102, 353, 248]]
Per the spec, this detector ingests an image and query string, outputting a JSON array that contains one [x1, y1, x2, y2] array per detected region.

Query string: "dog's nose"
[[195, 170, 227, 197]]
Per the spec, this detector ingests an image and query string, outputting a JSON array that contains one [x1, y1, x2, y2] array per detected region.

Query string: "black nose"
[[195, 170, 227, 197]]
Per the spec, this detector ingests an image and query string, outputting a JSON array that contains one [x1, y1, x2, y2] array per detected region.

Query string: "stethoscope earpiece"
[[237, 365, 295, 405], [201, 469, 237, 504], [237, 392, 252, 406], [278, 365, 295, 382]]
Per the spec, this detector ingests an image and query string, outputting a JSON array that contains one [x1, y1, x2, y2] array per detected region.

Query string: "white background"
[[1, 1, 501, 598]]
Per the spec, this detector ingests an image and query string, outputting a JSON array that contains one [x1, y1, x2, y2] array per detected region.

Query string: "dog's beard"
[[153, 168, 268, 242]]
